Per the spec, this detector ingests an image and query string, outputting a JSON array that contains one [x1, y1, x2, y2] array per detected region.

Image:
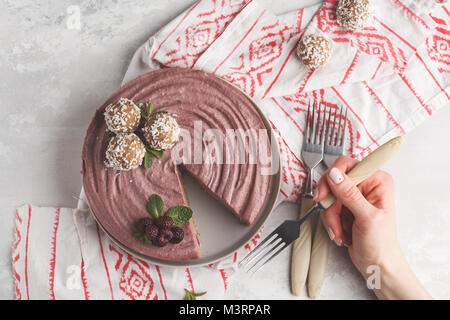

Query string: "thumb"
[[327, 167, 374, 220]]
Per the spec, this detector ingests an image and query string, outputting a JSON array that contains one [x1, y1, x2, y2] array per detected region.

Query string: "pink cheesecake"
[[82, 68, 272, 260]]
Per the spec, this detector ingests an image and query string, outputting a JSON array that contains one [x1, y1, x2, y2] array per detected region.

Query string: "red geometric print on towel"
[[80, 259, 90, 300], [362, 81, 406, 135], [162, 0, 248, 67], [48, 207, 61, 300], [108, 244, 157, 300], [243, 226, 264, 252], [270, 120, 306, 203], [223, 12, 303, 97], [317, 0, 407, 73], [185, 267, 195, 292], [316, 1, 341, 33], [13, 209, 23, 300], [391, 0, 429, 30], [354, 131, 373, 160], [121, 256, 155, 300], [282, 91, 309, 111], [427, 6, 450, 74]]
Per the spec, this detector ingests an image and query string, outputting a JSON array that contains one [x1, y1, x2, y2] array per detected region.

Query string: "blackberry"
[[145, 224, 159, 241], [153, 236, 169, 247], [169, 227, 184, 244], [136, 217, 153, 233], [155, 216, 174, 230], [160, 229, 173, 241]]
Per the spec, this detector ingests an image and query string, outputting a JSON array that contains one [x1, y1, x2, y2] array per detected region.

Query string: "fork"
[[239, 136, 405, 274], [306, 105, 347, 297], [291, 103, 341, 295], [302, 101, 327, 199], [290, 101, 331, 294], [323, 106, 348, 168]]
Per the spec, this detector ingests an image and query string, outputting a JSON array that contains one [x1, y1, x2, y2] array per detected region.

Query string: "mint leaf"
[[141, 103, 154, 120], [184, 291, 194, 300], [144, 151, 153, 169], [150, 149, 164, 159], [166, 206, 193, 226], [107, 131, 116, 143], [155, 110, 168, 115], [133, 233, 152, 246], [146, 103, 154, 117], [133, 232, 146, 240], [147, 194, 164, 219], [183, 289, 206, 300], [143, 237, 152, 246], [145, 146, 163, 159]]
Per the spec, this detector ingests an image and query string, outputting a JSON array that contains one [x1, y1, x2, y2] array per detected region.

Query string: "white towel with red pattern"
[[13, 0, 449, 299]]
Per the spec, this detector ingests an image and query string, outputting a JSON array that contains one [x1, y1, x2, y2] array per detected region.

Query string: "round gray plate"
[[90, 79, 281, 268]]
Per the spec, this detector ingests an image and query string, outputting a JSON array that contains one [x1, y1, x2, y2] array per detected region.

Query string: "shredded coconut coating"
[[105, 133, 145, 171], [337, 0, 373, 30], [142, 112, 180, 151], [104, 97, 141, 134], [296, 34, 332, 69]]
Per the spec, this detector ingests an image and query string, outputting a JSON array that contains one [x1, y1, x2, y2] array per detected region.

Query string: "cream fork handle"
[[307, 218, 330, 298], [290, 197, 315, 296], [320, 136, 404, 209], [307, 136, 404, 298]]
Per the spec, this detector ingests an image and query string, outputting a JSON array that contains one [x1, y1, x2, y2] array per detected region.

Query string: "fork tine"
[[311, 101, 316, 144], [248, 242, 289, 275], [305, 101, 311, 144], [313, 102, 321, 144], [238, 230, 280, 268], [245, 239, 285, 273], [320, 103, 327, 144], [335, 106, 344, 147], [340, 107, 348, 147], [240, 234, 282, 269], [325, 105, 332, 146], [316, 102, 323, 144], [330, 106, 338, 146]]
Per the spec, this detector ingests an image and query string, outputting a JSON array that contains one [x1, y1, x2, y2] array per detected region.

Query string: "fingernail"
[[327, 227, 335, 240], [334, 238, 343, 246], [329, 168, 344, 185], [313, 188, 319, 201]]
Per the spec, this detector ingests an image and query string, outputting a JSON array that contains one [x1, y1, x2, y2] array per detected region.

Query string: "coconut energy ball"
[[104, 98, 141, 134], [142, 112, 180, 151], [296, 34, 332, 69], [105, 133, 146, 171], [337, 0, 373, 30]]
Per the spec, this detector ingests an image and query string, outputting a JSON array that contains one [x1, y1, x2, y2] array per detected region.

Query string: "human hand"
[[315, 156, 398, 274], [314, 156, 431, 299]]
